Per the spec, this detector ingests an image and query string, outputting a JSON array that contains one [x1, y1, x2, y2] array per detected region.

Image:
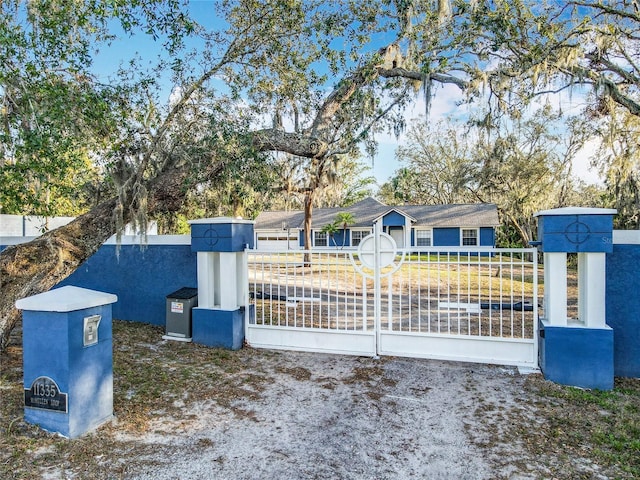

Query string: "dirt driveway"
[[115, 351, 529, 480]]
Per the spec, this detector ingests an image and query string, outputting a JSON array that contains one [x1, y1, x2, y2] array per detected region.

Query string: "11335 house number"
[[24, 376, 68, 413]]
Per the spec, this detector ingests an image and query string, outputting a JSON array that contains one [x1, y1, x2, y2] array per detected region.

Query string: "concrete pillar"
[[218, 252, 238, 311], [578, 252, 606, 328], [534, 207, 616, 390], [189, 217, 254, 350], [543, 252, 568, 326], [196, 252, 216, 309]]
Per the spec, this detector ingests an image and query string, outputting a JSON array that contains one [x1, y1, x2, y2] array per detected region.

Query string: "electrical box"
[[165, 287, 198, 341]]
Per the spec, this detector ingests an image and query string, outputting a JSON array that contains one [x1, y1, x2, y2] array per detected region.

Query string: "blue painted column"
[[189, 217, 254, 349], [534, 207, 616, 390], [15, 286, 117, 438]]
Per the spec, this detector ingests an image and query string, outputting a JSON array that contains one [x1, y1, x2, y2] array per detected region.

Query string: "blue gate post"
[[534, 207, 617, 390], [189, 217, 254, 349], [16, 285, 117, 438]]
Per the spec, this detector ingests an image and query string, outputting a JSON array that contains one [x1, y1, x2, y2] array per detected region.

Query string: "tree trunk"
[[504, 210, 531, 247], [0, 165, 195, 351], [303, 191, 314, 265]]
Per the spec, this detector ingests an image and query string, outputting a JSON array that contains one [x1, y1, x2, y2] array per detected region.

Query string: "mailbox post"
[[16, 286, 117, 438]]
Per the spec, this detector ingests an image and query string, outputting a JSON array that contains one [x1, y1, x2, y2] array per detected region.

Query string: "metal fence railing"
[[248, 250, 368, 331], [379, 248, 538, 339], [247, 247, 539, 341]]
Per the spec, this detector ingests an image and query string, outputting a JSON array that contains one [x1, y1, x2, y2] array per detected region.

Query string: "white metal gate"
[[245, 227, 539, 367]]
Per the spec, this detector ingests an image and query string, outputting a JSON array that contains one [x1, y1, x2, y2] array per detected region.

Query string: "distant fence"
[[0, 214, 157, 237], [0, 214, 75, 236]]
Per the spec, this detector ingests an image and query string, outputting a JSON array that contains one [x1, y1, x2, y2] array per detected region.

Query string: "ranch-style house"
[[253, 197, 499, 251]]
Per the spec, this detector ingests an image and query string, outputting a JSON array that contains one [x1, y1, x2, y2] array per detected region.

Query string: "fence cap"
[[188, 217, 254, 225], [534, 207, 617, 217], [16, 286, 117, 312]]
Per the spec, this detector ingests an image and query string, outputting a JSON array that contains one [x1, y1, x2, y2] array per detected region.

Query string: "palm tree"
[[320, 222, 339, 247], [334, 212, 355, 248]]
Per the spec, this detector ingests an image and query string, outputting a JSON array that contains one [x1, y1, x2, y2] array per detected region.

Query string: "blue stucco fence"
[[58, 236, 197, 326], [606, 240, 640, 377]]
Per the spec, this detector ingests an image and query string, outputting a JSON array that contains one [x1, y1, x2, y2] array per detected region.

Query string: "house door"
[[389, 227, 404, 248]]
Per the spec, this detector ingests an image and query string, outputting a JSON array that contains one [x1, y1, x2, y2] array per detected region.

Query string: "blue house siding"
[[297, 227, 492, 248], [332, 230, 349, 247], [480, 227, 495, 247], [300, 229, 351, 247], [433, 228, 460, 247], [382, 211, 406, 227]]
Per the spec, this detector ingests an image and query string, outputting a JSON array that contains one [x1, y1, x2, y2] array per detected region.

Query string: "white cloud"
[[573, 138, 603, 185]]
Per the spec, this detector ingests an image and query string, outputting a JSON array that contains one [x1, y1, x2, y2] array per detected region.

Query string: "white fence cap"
[[188, 217, 254, 225], [534, 207, 617, 217], [613, 230, 640, 245], [16, 286, 117, 312]]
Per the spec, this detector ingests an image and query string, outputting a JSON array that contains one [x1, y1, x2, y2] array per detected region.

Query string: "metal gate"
[[245, 226, 538, 367]]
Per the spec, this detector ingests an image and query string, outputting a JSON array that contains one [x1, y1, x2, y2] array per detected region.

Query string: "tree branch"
[[251, 129, 329, 158], [378, 68, 468, 90]]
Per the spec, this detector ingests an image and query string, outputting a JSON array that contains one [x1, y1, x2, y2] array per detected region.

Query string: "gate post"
[[373, 222, 382, 357], [189, 217, 254, 349], [535, 207, 616, 390]]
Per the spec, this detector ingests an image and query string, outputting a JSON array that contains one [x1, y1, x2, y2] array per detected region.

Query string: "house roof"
[[254, 197, 500, 230]]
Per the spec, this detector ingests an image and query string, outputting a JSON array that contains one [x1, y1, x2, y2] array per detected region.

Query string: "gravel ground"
[[6, 321, 636, 479], [114, 352, 528, 480]]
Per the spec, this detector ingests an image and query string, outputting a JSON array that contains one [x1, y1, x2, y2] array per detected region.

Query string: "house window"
[[314, 231, 328, 247], [351, 229, 371, 247], [462, 228, 478, 246], [415, 229, 432, 247]]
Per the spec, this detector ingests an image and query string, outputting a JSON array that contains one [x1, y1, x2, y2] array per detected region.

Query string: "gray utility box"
[[165, 287, 198, 340]]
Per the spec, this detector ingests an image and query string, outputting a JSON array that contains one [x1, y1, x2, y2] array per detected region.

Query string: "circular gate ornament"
[[357, 232, 397, 270]]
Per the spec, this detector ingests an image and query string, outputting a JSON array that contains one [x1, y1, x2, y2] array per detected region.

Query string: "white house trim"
[[350, 228, 372, 247], [414, 228, 433, 247], [460, 227, 480, 247]]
